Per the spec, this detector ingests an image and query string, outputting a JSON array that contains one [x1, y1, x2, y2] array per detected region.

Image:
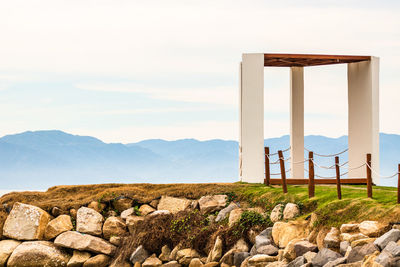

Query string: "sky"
[[0, 0, 399, 143]]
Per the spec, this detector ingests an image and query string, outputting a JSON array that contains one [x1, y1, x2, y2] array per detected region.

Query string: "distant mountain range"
[[0, 130, 399, 189]]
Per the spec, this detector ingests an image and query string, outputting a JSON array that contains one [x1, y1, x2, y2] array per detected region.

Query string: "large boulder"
[[0, 240, 21, 266], [270, 204, 284, 223], [113, 198, 133, 213], [255, 228, 273, 248], [283, 203, 300, 220], [207, 236, 223, 263], [3, 202, 50, 240], [103, 216, 127, 240], [229, 209, 243, 227], [83, 254, 111, 267], [7, 241, 71, 267], [272, 221, 309, 248], [45, 215, 73, 240], [67, 250, 91, 267], [340, 224, 359, 233], [76, 207, 104, 236], [311, 248, 342, 267], [139, 205, 156, 216], [373, 229, 400, 250], [130, 245, 149, 264], [216, 202, 239, 222], [293, 240, 317, 257], [198, 195, 228, 214], [382, 241, 400, 257], [126, 215, 145, 234], [359, 221, 387, 237], [346, 243, 378, 263], [323, 227, 340, 249], [157, 196, 192, 214], [54, 231, 116, 256]]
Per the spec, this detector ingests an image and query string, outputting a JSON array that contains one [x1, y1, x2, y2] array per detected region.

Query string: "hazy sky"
[[0, 0, 399, 142]]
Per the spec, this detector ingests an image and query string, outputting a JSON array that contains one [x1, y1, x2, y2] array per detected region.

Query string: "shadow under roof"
[[264, 53, 371, 67]]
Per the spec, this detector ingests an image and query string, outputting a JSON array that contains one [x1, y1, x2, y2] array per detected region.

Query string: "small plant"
[[236, 210, 272, 235], [134, 206, 141, 216], [225, 192, 238, 205]]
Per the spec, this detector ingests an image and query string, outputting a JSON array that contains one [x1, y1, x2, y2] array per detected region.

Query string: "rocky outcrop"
[[7, 241, 71, 267], [3, 202, 50, 241], [54, 231, 116, 255], [76, 207, 104, 236]]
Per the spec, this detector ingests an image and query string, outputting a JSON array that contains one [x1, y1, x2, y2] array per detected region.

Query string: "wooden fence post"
[[308, 151, 315, 198], [366, 153, 372, 198], [264, 147, 270, 186], [398, 164, 400, 204], [278, 150, 287, 193], [335, 156, 342, 200]]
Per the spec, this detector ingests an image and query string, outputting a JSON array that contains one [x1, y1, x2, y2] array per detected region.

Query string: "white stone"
[[76, 207, 104, 236]]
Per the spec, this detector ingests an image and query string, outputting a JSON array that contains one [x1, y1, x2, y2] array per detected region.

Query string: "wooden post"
[[366, 153, 372, 198], [278, 150, 287, 193], [264, 147, 270, 186], [397, 164, 400, 204], [335, 156, 342, 200], [308, 151, 315, 198]]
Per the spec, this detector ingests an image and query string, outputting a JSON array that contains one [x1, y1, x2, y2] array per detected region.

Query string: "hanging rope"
[[304, 147, 348, 157], [365, 163, 400, 179]]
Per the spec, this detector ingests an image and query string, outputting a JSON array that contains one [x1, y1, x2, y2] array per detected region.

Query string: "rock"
[[340, 241, 350, 255], [207, 236, 223, 262], [216, 202, 239, 222], [257, 245, 278, 256], [169, 245, 181, 261], [311, 248, 342, 267], [160, 245, 172, 262], [0, 240, 21, 266], [198, 195, 228, 214], [316, 228, 330, 250], [110, 236, 122, 246], [359, 221, 387, 237], [247, 254, 278, 266], [255, 228, 273, 248], [204, 263, 218, 267], [287, 256, 305, 267], [143, 254, 162, 267], [351, 238, 376, 248], [163, 261, 182, 267], [229, 209, 243, 227], [266, 262, 287, 267], [347, 243, 378, 263], [303, 251, 317, 263], [294, 240, 317, 257], [340, 224, 359, 233], [130, 245, 150, 264], [336, 263, 363, 267], [150, 199, 160, 209], [324, 227, 340, 249], [283, 203, 300, 220], [176, 249, 200, 265], [234, 238, 249, 252], [103, 216, 127, 240], [234, 252, 250, 267], [76, 207, 104, 236], [126, 215, 145, 234], [107, 210, 118, 217], [272, 221, 309, 248], [188, 258, 203, 267], [283, 238, 303, 261], [382, 241, 400, 257], [139, 204, 156, 216], [361, 251, 380, 267], [54, 231, 116, 256], [270, 204, 284, 223], [373, 229, 400, 250], [52, 207, 64, 217], [88, 201, 105, 213], [84, 254, 111, 267], [322, 257, 347, 267], [149, 210, 171, 217], [7, 241, 71, 267], [67, 250, 91, 267], [157, 196, 192, 214], [113, 198, 133, 213], [341, 232, 368, 243], [3, 202, 51, 240], [45, 215, 73, 240], [121, 208, 135, 220], [374, 251, 393, 267], [220, 249, 235, 266]]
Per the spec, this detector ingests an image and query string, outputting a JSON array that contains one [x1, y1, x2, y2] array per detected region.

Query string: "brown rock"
[[70, 209, 77, 219], [126, 216, 145, 234], [45, 215, 74, 240], [110, 236, 123, 246], [83, 254, 111, 267], [54, 231, 116, 256], [283, 238, 303, 261], [198, 195, 228, 214], [283, 203, 300, 220], [162, 261, 182, 267], [247, 254, 278, 266], [52, 207, 65, 217], [0, 240, 21, 266], [324, 227, 340, 248], [121, 208, 135, 220], [157, 196, 192, 214], [316, 228, 330, 250], [7, 241, 71, 267], [76, 207, 104, 236], [272, 221, 309, 248], [88, 201, 105, 213], [351, 238, 376, 248], [143, 254, 162, 267], [176, 249, 200, 265], [341, 233, 368, 243], [149, 199, 160, 209], [113, 198, 133, 213], [206, 236, 223, 263], [139, 205, 156, 216], [340, 224, 359, 233], [3, 202, 50, 241], [228, 209, 243, 227], [103, 216, 127, 240], [359, 221, 387, 237], [159, 245, 172, 262], [67, 250, 91, 267], [189, 258, 203, 267]]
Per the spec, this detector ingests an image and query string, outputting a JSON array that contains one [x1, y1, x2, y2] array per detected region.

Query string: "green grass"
[[230, 183, 400, 228]]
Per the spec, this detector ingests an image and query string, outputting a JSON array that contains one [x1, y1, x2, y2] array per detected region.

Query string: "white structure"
[[239, 53, 379, 184]]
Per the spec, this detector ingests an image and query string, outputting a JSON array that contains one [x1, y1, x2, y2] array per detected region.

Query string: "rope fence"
[[264, 146, 400, 203]]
